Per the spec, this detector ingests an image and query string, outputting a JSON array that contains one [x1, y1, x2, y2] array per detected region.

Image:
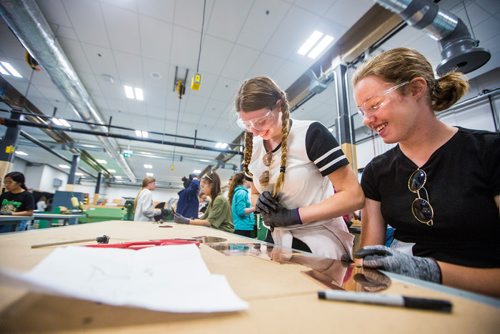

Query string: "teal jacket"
[[231, 185, 255, 231]]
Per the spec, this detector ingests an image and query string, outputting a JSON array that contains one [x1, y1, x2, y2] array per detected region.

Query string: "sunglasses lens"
[[411, 198, 433, 223], [409, 169, 426, 192]]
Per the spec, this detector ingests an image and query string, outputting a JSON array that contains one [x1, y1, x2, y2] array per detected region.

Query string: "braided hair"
[[235, 76, 290, 197]]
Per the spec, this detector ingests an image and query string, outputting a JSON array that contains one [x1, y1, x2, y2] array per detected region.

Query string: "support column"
[[93, 172, 102, 205], [66, 154, 80, 191], [0, 110, 21, 190], [334, 64, 358, 172]]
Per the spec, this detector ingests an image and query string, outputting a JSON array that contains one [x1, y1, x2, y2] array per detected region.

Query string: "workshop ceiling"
[[0, 0, 499, 189]]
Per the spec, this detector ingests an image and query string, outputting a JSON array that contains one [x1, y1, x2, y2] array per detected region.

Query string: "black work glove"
[[262, 203, 302, 228], [0, 212, 11, 215], [354, 245, 441, 283], [173, 213, 189, 225], [255, 191, 280, 214]]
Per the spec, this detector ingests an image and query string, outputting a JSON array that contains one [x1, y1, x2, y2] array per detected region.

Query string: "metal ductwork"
[[0, 0, 136, 182], [375, 0, 491, 75]]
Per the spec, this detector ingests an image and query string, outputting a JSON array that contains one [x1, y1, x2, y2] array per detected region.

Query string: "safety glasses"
[[236, 109, 278, 132], [357, 81, 409, 117], [408, 169, 434, 226]]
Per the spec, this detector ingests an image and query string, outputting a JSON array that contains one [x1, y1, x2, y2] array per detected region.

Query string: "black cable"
[[196, 0, 207, 72]]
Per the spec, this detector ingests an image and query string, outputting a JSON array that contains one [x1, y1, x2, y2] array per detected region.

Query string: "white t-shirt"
[[36, 200, 47, 211], [248, 119, 354, 259], [134, 189, 160, 221]]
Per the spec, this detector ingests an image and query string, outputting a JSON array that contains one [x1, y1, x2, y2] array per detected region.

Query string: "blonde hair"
[[352, 48, 469, 112], [235, 76, 290, 197], [134, 177, 156, 210]]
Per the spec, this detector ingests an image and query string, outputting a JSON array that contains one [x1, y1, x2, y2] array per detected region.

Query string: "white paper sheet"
[[0, 244, 248, 313]]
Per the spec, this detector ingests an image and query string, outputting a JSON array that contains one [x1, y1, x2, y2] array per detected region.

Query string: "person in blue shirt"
[[228, 172, 256, 237], [176, 174, 200, 219]]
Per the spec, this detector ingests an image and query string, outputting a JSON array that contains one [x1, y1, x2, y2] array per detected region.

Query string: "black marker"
[[318, 290, 452, 312]]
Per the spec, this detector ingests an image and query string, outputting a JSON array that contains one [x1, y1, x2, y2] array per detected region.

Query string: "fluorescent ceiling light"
[[0, 61, 22, 78], [307, 35, 334, 59], [134, 87, 144, 101], [146, 172, 154, 177], [199, 159, 210, 163], [215, 142, 228, 149], [124, 85, 135, 99], [124, 85, 144, 101], [297, 31, 323, 56], [59, 118, 71, 127], [141, 131, 148, 138], [15, 151, 28, 156], [135, 130, 142, 137], [75, 172, 84, 176], [0, 64, 9, 75], [108, 169, 116, 173], [144, 164, 153, 169], [192, 169, 201, 174], [52, 118, 71, 127], [115, 176, 122, 179], [96, 159, 107, 164], [59, 164, 70, 169]]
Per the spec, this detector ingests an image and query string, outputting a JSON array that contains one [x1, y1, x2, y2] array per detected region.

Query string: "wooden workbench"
[[0, 220, 498, 333]]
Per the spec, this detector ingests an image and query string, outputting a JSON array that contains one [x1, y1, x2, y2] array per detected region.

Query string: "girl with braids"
[[352, 48, 500, 297], [174, 170, 234, 233], [228, 172, 255, 237], [236, 76, 364, 259], [0, 171, 34, 232]]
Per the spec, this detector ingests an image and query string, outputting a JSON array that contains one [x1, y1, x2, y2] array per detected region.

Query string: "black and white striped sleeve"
[[305, 122, 349, 176]]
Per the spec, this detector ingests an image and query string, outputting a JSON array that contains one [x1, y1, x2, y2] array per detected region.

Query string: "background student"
[[235, 76, 364, 259], [174, 171, 234, 233], [133, 176, 161, 222], [228, 172, 256, 237], [0, 171, 35, 232], [176, 174, 200, 219], [351, 47, 500, 297]]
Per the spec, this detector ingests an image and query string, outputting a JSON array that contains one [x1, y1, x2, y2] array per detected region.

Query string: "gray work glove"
[[262, 203, 302, 228], [174, 213, 189, 225], [255, 191, 280, 214], [354, 245, 441, 283]]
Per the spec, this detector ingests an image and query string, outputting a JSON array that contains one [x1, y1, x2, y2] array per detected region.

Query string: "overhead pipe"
[[0, 0, 136, 182], [0, 117, 243, 156], [19, 130, 96, 178], [374, 0, 491, 75]]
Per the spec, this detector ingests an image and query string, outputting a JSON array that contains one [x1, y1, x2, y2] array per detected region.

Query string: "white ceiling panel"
[[170, 25, 201, 68], [207, 0, 252, 43], [237, 0, 291, 50], [139, 16, 173, 61], [138, 0, 175, 23], [199, 35, 233, 74], [63, 0, 109, 47], [221, 45, 260, 80], [102, 3, 141, 54]]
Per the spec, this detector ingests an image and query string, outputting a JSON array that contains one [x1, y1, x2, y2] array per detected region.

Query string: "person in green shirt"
[[174, 171, 234, 233]]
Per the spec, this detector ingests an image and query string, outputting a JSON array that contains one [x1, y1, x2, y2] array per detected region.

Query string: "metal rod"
[[1, 118, 242, 155]]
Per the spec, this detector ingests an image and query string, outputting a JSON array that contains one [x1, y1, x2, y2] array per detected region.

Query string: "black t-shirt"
[[361, 127, 500, 267], [0, 191, 35, 213]]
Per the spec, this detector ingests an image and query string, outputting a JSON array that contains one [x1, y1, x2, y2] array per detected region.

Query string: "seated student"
[[0, 171, 35, 232], [133, 177, 161, 222], [174, 171, 234, 233], [351, 47, 500, 297], [228, 172, 256, 237]]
